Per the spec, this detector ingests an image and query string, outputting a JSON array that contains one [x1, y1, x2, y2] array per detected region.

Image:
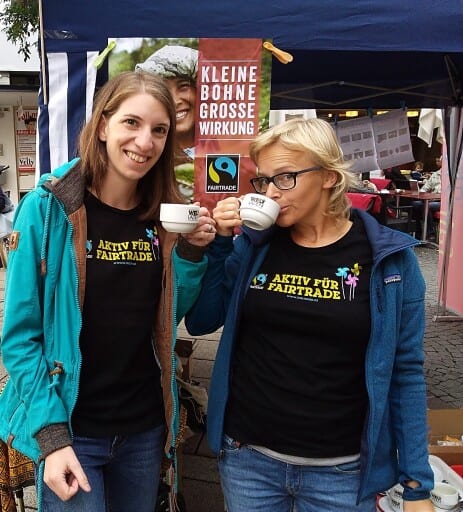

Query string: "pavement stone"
[[1, 244, 462, 511]]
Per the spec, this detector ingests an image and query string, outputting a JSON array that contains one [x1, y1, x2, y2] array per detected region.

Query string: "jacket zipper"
[[358, 239, 418, 500]]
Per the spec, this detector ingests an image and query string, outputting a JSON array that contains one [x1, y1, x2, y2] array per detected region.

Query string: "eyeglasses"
[[250, 166, 322, 193]]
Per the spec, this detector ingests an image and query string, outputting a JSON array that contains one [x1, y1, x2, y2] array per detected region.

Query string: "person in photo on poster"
[[136, 44, 198, 201], [136, 45, 198, 162]]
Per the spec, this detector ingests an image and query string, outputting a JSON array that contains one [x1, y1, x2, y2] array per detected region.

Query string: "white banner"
[[372, 110, 414, 169], [335, 110, 414, 173], [335, 116, 378, 173]]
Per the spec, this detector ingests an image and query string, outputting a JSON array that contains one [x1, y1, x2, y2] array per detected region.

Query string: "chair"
[[346, 192, 377, 213], [384, 204, 417, 235], [347, 192, 417, 236], [369, 177, 392, 191]]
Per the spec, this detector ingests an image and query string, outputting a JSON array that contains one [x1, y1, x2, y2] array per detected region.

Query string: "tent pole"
[[38, 0, 47, 105]]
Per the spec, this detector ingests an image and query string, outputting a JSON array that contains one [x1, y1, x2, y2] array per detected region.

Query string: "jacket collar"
[[353, 209, 419, 263], [40, 158, 85, 216]]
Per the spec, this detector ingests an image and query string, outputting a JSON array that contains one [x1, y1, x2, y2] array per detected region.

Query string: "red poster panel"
[[108, 37, 271, 207], [193, 38, 266, 212]]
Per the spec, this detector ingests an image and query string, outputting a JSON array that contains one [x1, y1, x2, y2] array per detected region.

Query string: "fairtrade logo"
[[250, 273, 268, 289], [86, 239, 93, 259], [206, 155, 239, 193]]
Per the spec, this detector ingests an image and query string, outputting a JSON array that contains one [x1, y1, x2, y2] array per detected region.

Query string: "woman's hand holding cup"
[[181, 203, 216, 247], [212, 197, 243, 237]]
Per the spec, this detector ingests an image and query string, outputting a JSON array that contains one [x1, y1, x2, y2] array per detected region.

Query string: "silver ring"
[[208, 224, 213, 233]]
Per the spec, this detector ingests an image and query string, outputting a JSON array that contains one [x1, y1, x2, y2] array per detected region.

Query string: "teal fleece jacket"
[[0, 159, 207, 503], [186, 209, 434, 503]]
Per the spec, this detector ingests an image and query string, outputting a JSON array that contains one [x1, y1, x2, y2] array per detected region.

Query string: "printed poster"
[[335, 116, 378, 174], [372, 109, 414, 169], [109, 37, 271, 211], [334, 110, 415, 173], [14, 107, 37, 174]]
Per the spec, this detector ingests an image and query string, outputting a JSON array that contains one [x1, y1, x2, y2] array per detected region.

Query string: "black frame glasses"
[[250, 166, 322, 193]]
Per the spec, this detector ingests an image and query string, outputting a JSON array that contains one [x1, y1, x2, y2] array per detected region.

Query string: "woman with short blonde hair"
[[187, 118, 434, 512]]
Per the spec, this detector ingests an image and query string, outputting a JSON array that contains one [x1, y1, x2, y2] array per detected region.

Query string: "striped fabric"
[[37, 51, 98, 175]]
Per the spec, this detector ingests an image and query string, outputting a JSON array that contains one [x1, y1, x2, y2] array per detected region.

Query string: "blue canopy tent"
[[38, 0, 463, 170], [38, 0, 463, 316]]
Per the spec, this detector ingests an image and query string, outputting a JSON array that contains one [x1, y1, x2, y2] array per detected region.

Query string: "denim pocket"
[[218, 434, 241, 462], [222, 434, 241, 453], [334, 458, 361, 474]]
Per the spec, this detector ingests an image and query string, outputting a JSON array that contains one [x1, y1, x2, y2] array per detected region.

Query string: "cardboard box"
[[427, 409, 463, 466]]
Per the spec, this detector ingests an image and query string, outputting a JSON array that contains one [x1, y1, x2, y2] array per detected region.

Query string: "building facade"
[[0, 26, 40, 204]]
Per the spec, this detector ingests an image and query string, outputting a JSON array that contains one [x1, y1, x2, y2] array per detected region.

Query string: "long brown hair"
[[78, 71, 184, 219]]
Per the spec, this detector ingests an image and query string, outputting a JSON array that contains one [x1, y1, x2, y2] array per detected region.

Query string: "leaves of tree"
[[0, 0, 40, 61]]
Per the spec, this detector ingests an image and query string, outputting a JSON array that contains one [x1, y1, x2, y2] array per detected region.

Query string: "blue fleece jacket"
[[186, 209, 433, 502]]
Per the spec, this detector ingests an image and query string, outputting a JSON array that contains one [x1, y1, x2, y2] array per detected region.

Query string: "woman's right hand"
[[44, 445, 91, 501], [213, 197, 243, 236]]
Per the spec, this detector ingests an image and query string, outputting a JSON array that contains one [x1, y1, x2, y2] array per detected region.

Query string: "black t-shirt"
[[72, 192, 164, 436], [225, 216, 372, 457]]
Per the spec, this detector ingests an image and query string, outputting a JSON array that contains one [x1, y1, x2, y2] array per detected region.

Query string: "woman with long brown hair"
[[0, 71, 216, 511]]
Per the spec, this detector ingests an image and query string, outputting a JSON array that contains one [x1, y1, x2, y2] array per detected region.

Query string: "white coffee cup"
[[386, 484, 404, 511], [160, 203, 200, 233], [388, 483, 404, 502], [239, 193, 280, 231], [387, 493, 403, 511], [430, 482, 459, 510]]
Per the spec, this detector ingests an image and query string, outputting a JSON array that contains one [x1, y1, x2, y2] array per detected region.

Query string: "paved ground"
[[1, 244, 462, 511]]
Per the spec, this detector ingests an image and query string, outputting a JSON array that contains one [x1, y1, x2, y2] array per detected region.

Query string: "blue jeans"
[[218, 435, 376, 512], [41, 425, 165, 512]]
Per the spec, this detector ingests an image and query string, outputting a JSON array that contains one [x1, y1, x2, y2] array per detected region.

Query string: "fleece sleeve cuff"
[[35, 423, 72, 460], [176, 236, 207, 263]]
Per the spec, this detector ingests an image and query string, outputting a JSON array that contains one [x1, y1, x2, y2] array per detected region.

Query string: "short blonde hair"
[[249, 118, 353, 219]]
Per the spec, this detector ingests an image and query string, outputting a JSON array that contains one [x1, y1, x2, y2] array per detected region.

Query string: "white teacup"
[[239, 193, 280, 231], [388, 483, 404, 502], [430, 482, 459, 510], [386, 484, 404, 511], [160, 203, 200, 233]]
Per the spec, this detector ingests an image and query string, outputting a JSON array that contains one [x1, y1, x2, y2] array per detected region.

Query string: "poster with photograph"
[[14, 107, 37, 174], [335, 116, 378, 173], [372, 109, 414, 169], [109, 37, 271, 210]]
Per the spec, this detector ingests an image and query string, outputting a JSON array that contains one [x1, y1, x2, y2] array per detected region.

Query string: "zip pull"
[[48, 361, 64, 389], [263, 41, 293, 64], [93, 40, 117, 69]]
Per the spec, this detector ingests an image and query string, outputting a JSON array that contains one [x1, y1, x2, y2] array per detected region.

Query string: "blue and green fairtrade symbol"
[[208, 156, 238, 184], [252, 273, 267, 286]]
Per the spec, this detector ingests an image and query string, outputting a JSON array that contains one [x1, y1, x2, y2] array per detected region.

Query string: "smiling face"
[[166, 78, 196, 148], [255, 141, 336, 228], [98, 92, 170, 186]]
